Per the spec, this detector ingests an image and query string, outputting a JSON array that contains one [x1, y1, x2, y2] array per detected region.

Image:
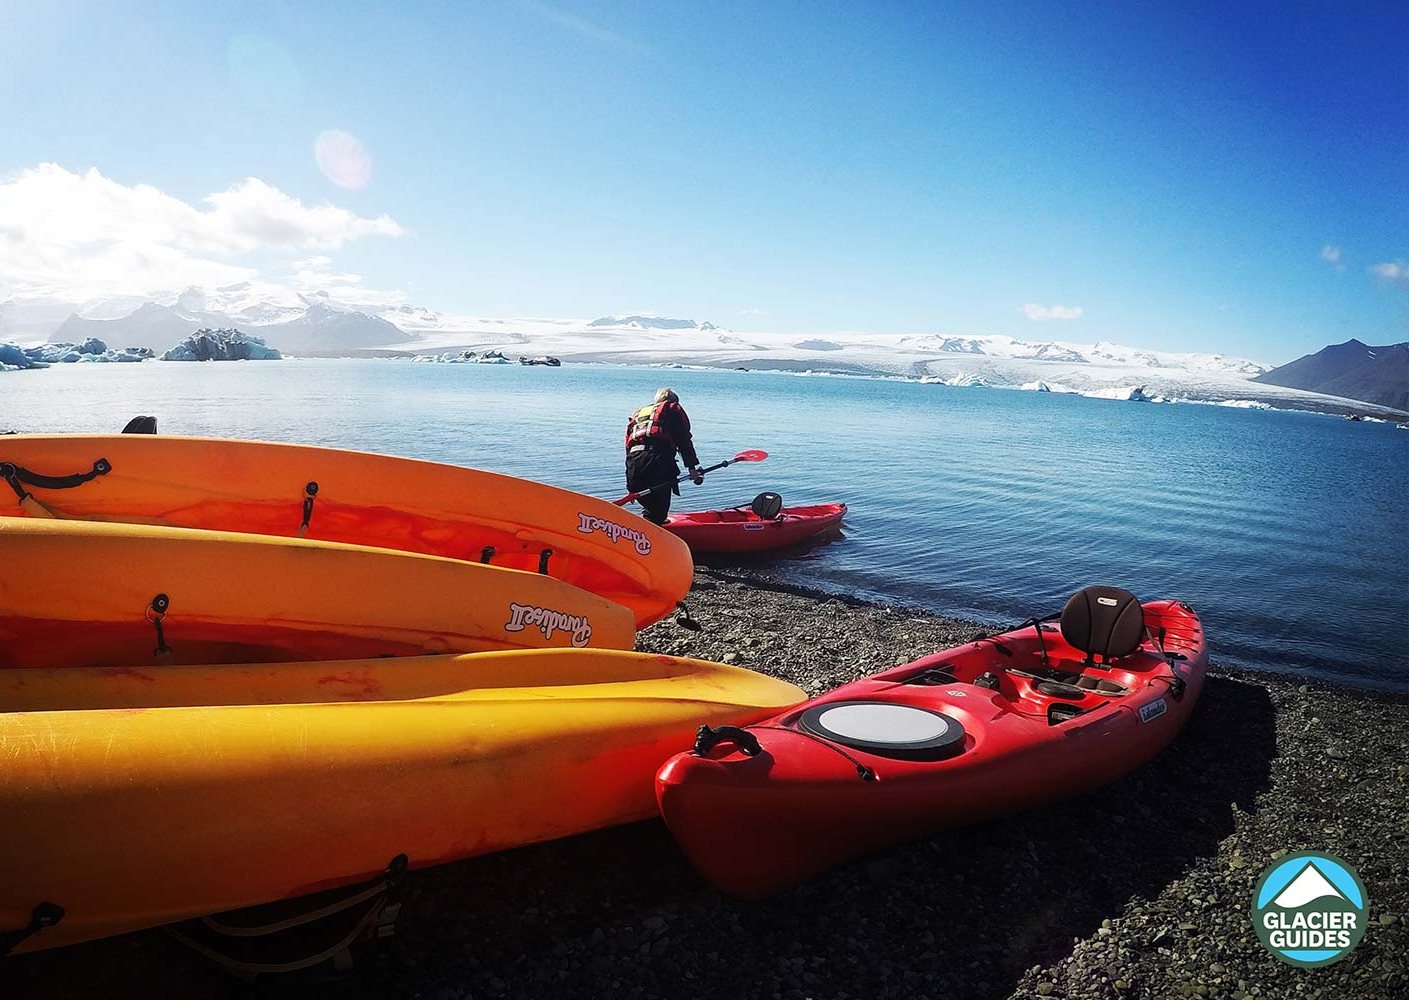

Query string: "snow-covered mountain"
[[364, 314, 1404, 413], [12, 285, 412, 355], [11, 286, 1395, 415], [1271, 863, 1347, 908], [587, 315, 718, 331]]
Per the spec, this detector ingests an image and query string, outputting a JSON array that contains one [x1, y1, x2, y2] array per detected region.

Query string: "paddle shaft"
[[613, 457, 733, 507]]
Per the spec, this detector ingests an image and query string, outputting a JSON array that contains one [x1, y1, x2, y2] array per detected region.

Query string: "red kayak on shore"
[[656, 587, 1207, 896], [664, 501, 846, 555]]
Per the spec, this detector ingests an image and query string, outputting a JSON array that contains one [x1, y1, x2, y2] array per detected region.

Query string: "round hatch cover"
[[799, 700, 966, 760]]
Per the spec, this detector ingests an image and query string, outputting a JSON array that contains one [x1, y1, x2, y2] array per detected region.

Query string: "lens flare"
[[314, 130, 372, 190]]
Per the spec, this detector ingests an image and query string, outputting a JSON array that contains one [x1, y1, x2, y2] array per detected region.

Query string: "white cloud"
[[1320, 244, 1342, 267], [0, 163, 404, 302], [1021, 303, 1084, 321], [1370, 261, 1409, 285]]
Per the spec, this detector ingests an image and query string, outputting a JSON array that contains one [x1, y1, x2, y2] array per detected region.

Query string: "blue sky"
[[1, 1, 1405, 362]]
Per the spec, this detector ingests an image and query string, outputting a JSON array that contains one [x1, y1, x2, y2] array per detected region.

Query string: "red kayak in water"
[[656, 587, 1207, 896], [664, 501, 846, 554]]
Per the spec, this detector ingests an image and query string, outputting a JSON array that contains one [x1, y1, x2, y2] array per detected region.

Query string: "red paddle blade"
[[732, 449, 768, 463]]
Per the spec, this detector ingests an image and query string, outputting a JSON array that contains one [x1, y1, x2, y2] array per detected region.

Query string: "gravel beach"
[[4, 570, 1405, 1000]]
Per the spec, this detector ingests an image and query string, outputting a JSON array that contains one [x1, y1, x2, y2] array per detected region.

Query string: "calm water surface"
[[4, 360, 1406, 690]]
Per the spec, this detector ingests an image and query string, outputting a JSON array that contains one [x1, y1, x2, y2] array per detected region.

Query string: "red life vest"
[[626, 401, 672, 450]]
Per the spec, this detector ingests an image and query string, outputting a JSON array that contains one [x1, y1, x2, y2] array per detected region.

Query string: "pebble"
[[6, 570, 1405, 1000]]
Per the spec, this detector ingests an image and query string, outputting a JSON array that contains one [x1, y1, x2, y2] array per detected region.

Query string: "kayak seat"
[[750, 492, 784, 520], [1059, 586, 1144, 667]]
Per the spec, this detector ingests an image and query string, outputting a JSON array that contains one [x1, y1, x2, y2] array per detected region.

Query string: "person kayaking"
[[625, 387, 703, 524]]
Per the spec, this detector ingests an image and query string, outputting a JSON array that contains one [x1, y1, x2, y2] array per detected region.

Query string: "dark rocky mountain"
[[254, 302, 409, 354], [1253, 339, 1409, 412], [47, 300, 410, 356], [51, 303, 199, 353]]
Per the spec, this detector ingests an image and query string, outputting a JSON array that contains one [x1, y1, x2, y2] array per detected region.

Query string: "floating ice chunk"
[[1081, 385, 1151, 402], [162, 329, 281, 361]]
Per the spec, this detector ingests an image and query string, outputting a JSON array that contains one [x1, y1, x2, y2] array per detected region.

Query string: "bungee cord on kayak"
[[1, 427, 1210, 969]]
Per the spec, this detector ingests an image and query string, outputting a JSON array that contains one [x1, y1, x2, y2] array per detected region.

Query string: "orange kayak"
[[0, 519, 636, 668], [0, 649, 806, 953], [0, 435, 692, 628]]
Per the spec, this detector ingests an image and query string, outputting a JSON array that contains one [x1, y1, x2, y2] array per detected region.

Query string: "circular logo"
[[1251, 851, 1369, 967]]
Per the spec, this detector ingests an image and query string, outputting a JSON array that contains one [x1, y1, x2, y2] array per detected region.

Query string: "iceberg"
[[162, 329, 282, 362], [920, 372, 990, 387], [22, 339, 154, 364], [1081, 385, 1152, 402], [1, 342, 45, 370]]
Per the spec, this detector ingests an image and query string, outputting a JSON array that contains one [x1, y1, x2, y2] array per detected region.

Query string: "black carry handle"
[[0, 902, 64, 958], [1, 458, 111, 497], [692, 725, 762, 758]]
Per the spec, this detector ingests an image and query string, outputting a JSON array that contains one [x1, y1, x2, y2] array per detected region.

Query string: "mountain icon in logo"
[[1251, 851, 1369, 968], [1271, 861, 1347, 908]]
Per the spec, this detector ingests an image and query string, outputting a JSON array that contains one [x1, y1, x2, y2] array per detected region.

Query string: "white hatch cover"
[[799, 700, 966, 760]]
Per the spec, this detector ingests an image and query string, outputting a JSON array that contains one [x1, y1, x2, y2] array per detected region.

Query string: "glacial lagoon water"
[[3, 359, 1406, 690]]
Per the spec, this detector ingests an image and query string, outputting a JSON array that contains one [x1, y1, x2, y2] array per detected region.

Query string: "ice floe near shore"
[[1079, 384, 1153, 402], [1, 338, 154, 369], [920, 372, 991, 387], [411, 349, 514, 364]]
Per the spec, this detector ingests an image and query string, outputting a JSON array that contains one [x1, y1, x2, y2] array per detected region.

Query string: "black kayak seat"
[[1059, 586, 1144, 665], [750, 491, 783, 520], [121, 416, 158, 434]]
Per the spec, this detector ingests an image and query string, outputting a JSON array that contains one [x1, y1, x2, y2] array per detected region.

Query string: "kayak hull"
[[665, 502, 846, 554], [656, 600, 1207, 896], [0, 650, 806, 952], [0, 519, 636, 667], [0, 435, 692, 628]]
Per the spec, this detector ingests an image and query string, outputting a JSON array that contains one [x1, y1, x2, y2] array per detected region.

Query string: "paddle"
[[612, 449, 768, 506]]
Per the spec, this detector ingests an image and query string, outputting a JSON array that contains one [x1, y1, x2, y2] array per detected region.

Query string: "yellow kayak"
[[0, 434, 692, 628], [0, 650, 805, 953], [0, 519, 636, 667]]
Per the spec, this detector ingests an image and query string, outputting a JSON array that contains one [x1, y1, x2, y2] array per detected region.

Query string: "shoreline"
[[334, 353, 1409, 423], [7, 352, 1406, 423], [5, 571, 1405, 999]]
